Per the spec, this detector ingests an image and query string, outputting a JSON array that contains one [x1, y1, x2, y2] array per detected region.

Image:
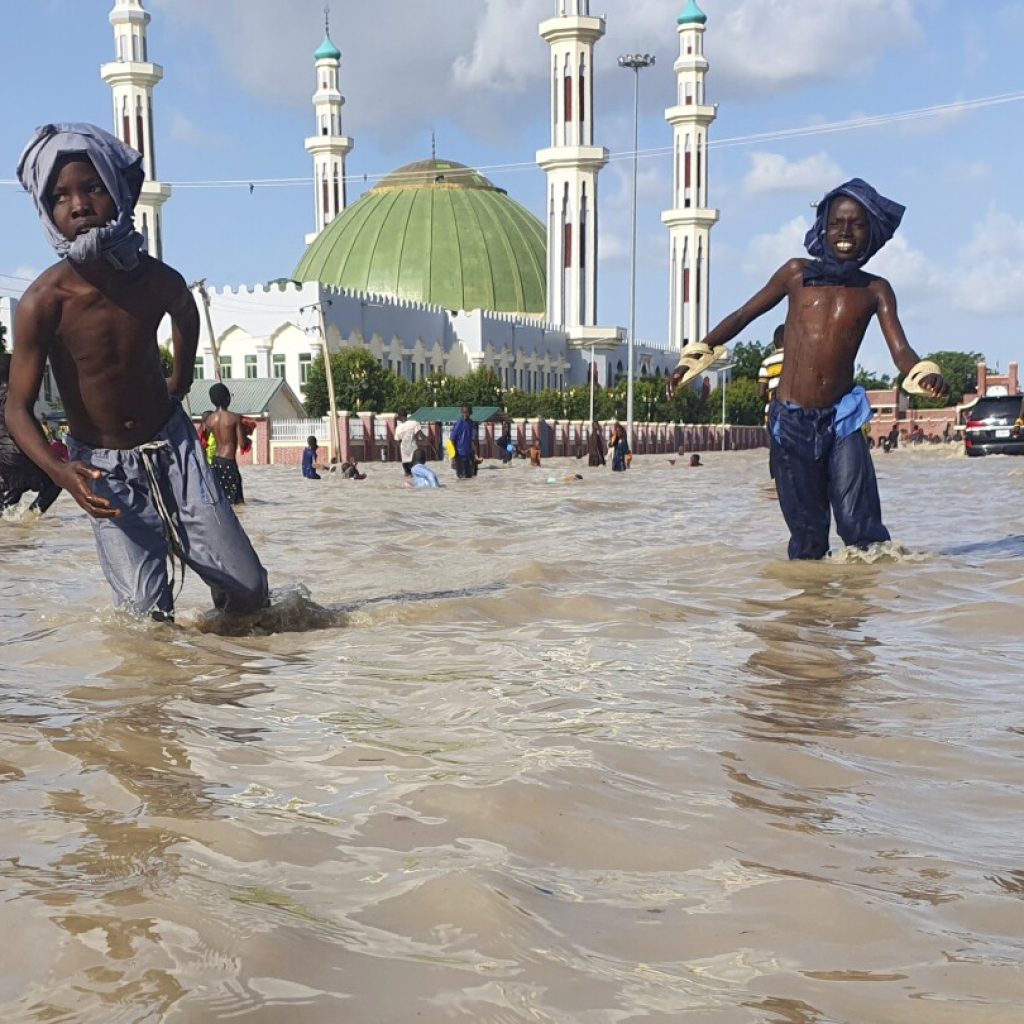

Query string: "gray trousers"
[[68, 403, 268, 618]]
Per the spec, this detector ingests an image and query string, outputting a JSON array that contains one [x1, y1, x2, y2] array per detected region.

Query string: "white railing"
[[271, 417, 330, 442]]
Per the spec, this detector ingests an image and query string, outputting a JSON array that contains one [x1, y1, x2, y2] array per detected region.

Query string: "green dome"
[[677, 0, 707, 25], [293, 159, 547, 315], [314, 34, 341, 60]]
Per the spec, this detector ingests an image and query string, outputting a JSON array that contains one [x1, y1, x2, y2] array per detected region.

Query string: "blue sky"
[[2, 0, 1023, 376]]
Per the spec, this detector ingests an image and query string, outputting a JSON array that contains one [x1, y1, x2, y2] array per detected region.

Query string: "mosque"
[[24, 0, 722, 407]]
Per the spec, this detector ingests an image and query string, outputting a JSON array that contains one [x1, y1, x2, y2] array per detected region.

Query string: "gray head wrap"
[[16, 122, 146, 271]]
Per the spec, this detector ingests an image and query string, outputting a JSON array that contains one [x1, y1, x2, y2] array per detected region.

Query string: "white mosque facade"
[[8, 1, 720, 406]]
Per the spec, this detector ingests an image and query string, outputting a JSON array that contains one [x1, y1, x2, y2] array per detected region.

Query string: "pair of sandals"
[[671, 343, 942, 397]]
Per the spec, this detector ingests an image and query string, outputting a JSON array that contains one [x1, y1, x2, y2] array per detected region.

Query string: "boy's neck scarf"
[[16, 122, 146, 271], [803, 178, 904, 288]]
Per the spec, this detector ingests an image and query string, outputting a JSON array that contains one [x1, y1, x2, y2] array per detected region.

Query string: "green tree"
[[303, 348, 397, 415], [854, 365, 893, 390], [708, 376, 764, 426], [159, 343, 174, 378], [455, 367, 504, 407], [918, 349, 983, 406], [730, 339, 770, 380]]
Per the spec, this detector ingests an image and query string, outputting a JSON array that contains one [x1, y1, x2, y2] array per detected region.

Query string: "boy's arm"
[[165, 273, 200, 400], [874, 279, 949, 399], [8, 290, 116, 518], [667, 261, 795, 397]]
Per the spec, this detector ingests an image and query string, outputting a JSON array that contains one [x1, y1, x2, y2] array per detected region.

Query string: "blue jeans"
[[769, 399, 890, 560]]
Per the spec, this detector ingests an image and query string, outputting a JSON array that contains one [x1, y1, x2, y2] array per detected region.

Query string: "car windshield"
[[969, 397, 1023, 422]]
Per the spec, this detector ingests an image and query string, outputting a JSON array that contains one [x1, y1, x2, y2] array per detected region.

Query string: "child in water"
[[7, 123, 268, 619], [669, 178, 947, 559]]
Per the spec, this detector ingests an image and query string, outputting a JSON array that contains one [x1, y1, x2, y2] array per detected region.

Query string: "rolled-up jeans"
[[769, 398, 890, 560]]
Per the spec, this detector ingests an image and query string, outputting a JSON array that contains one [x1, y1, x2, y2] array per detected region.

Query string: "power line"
[[1, 90, 1021, 193]]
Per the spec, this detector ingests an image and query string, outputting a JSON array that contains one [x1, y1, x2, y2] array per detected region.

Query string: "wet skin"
[[207, 407, 245, 461], [667, 196, 948, 407], [7, 158, 200, 518]]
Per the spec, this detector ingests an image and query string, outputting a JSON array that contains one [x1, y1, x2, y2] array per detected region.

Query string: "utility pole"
[[301, 300, 341, 463], [191, 278, 221, 381]]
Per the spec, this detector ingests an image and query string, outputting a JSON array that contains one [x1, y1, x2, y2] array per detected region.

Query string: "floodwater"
[[1, 445, 1022, 1023]]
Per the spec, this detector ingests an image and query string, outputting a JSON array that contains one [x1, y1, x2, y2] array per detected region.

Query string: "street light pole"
[[618, 52, 655, 453], [719, 362, 734, 452]]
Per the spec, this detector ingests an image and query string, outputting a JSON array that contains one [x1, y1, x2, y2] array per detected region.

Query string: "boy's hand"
[[921, 373, 949, 400], [58, 461, 119, 519], [665, 364, 686, 400]]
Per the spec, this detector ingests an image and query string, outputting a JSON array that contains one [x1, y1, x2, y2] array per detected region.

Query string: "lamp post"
[[719, 362, 734, 452], [618, 52, 655, 453]]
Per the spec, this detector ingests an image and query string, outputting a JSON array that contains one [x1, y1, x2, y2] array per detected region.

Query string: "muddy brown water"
[[1, 447, 1022, 1022]]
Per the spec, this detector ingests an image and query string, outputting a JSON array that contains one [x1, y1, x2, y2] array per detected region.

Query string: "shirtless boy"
[[206, 383, 246, 504], [668, 178, 947, 559], [8, 123, 268, 619]]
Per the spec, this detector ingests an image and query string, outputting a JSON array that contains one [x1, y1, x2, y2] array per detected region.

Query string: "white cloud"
[[169, 110, 230, 149], [869, 234, 938, 293], [742, 152, 844, 197], [741, 215, 809, 278], [708, 0, 922, 99], [949, 207, 1024, 314], [148, 0, 928, 139]]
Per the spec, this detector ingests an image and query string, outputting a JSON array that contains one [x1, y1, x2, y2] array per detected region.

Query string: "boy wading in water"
[[206, 383, 246, 505], [668, 178, 948, 559], [8, 123, 268, 620]]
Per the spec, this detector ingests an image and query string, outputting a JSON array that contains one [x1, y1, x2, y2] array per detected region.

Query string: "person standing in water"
[[668, 178, 947, 559], [206, 383, 246, 505], [7, 122, 268, 620]]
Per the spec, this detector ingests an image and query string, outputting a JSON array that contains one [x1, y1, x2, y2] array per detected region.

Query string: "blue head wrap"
[[803, 178, 904, 287], [16, 122, 146, 271]]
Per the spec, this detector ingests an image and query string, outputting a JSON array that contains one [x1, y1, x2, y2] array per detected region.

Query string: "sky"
[[2, 0, 1023, 375]]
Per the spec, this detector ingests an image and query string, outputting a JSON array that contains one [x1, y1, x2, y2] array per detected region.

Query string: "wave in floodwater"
[[1, 447, 1022, 1023]]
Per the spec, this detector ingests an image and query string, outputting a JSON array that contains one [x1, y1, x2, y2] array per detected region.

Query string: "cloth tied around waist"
[[770, 386, 873, 461]]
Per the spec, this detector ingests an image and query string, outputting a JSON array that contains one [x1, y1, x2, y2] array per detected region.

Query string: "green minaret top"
[[314, 7, 341, 60], [314, 34, 341, 61], [677, 0, 707, 25]]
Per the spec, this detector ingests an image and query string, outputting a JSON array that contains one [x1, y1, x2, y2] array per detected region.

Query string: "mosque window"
[[563, 74, 573, 122], [563, 223, 572, 268], [270, 353, 286, 378], [43, 365, 53, 403], [299, 353, 312, 384], [685, 83, 694, 106], [245, 355, 258, 379], [219, 357, 233, 378], [193, 359, 205, 381]]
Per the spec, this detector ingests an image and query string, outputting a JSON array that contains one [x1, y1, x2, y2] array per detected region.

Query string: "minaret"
[[304, 8, 353, 245], [661, 0, 718, 349], [100, 0, 172, 260], [536, 0, 608, 332]]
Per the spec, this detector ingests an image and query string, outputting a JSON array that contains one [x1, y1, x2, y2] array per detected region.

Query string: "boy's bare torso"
[[207, 409, 242, 460], [30, 254, 181, 448], [775, 259, 883, 409]]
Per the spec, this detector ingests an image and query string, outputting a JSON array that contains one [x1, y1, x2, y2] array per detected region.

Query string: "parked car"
[[963, 395, 1024, 456]]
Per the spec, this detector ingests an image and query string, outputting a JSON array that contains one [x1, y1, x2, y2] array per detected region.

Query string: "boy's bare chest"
[[793, 283, 876, 328], [55, 287, 161, 363]]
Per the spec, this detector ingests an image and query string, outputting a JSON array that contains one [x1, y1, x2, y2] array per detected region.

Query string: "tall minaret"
[[100, 0, 172, 260], [661, 0, 718, 349], [304, 9, 353, 245], [536, 0, 608, 332]]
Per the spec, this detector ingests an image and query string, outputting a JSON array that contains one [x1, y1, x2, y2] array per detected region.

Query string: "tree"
[[455, 367, 504, 407], [303, 347, 396, 415], [730, 339, 770, 381], [854, 365, 892, 390], [921, 349, 983, 406], [159, 343, 174, 378], [708, 377, 764, 426]]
